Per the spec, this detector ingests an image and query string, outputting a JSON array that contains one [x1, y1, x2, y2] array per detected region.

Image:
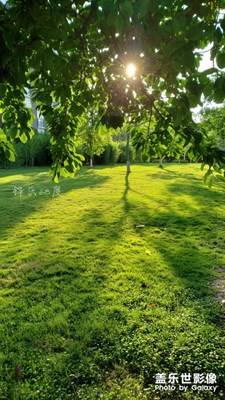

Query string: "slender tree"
[[76, 109, 113, 167]]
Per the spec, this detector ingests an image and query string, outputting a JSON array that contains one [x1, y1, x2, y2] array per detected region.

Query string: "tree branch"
[[78, 0, 99, 37]]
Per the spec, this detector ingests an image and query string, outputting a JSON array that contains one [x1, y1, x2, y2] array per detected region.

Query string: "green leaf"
[[203, 169, 211, 183], [214, 77, 225, 103], [99, 0, 114, 12], [142, 153, 149, 162], [186, 79, 201, 97], [101, 114, 124, 129], [0, 84, 7, 97], [98, 124, 106, 135], [202, 81, 213, 98], [5, 148, 15, 162], [172, 108, 183, 127], [216, 52, 225, 69], [207, 175, 213, 188], [160, 0, 173, 7], [115, 15, 124, 33], [51, 165, 60, 183], [139, 0, 150, 16], [149, 0, 158, 13], [120, 1, 133, 17], [213, 164, 222, 173], [202, 67, 218, 75], [20, 132, 28, 143], [8, 125, 18, 140], [2, 110, 11, 123], [215, 27, 223, 45], [148, 147, 156, 157], [139, 0, 159, 16], [54, 173, 60, 184], [74, 153, 85, 162], [107, 10, 118, 27], [64, 163, 74, 173], [216, 174, 225, 182], [3, 30, 14, 50], [187, 25, 202, 41], [182, 51, 195, 71], [70, 103, 84, 116], [193, 131, 203, 146], [172, 96, 189, 127], [188, 94, 201, 108]]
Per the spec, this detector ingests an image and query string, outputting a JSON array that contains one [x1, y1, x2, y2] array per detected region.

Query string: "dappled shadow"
[[118, 167, 225, 306], [0, 165, 225, 398], [76, 167, 225, 309], [0, 167, 110, 240], [147, 168, 202, 182]]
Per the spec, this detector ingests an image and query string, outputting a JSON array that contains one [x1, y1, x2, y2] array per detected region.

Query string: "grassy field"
[[0, 163, 225, 400]]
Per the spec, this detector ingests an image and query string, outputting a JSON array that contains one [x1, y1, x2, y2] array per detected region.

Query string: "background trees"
[[199, 106, 225, 148], [0, 0, 225, 181], [76, 109, 113, 167]]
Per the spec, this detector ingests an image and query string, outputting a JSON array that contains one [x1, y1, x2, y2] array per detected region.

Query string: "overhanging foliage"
[[0, 0, 225, 182]]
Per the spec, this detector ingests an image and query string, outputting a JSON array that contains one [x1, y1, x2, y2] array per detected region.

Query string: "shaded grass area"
[[0, 164, 225, 400]]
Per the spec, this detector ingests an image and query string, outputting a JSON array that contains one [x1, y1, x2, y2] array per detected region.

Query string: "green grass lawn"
[[0, 163, 225, 400]]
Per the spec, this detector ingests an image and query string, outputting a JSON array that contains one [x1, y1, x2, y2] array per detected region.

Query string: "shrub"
[[14, 133, 52, 166], [117, 142, 134, 163], [95, 141, 121, 165], [110, 141, 121, 164]]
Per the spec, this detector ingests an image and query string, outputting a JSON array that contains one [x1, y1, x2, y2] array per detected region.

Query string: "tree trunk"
[[90, 157, 93, 168], [159, 158, 163, 168], [126, 132, 131, 173]]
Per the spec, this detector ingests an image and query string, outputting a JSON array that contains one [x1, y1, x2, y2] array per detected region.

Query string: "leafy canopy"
[[76, 107, 114, 162], [1, 0, 225, 182], [199, 106, 225, 147]]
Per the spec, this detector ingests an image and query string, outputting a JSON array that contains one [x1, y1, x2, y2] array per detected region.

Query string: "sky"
[[198, 47, 213, 72], [200, 55, 210, 71]]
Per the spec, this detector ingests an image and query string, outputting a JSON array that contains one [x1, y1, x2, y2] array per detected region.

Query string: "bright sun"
[[126, 63, 137, 77]]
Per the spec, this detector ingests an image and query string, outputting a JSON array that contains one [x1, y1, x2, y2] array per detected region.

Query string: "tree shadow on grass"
[[120, 169, 224, 305], [73, 169, 225, 312], [68, 171, 225, 395], [118, 171, 225, 394], [1, 166, 225, 399], [146, 167, 202, 182], [0, 167, 110, 241], [122, 171, 131, 210]]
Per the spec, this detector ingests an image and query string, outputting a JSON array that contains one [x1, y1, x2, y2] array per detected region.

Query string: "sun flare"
[[126, 63, 137, 77]]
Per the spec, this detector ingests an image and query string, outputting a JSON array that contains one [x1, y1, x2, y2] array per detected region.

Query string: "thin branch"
[[147, 107, 152, 136], [78, 0, 99, 37]]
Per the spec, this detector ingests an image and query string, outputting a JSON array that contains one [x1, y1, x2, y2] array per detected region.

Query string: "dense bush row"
[[1, 134, 139, 169], [94, 141, 136, 165], [1, 133, 52, 168], [1, 133, 188, 169]]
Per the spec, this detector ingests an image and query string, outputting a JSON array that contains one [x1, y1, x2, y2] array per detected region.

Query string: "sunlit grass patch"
[[0, 164, 225, 399]]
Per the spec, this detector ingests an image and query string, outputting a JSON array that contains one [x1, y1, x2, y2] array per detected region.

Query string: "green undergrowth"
[[0, 164, 224, 400]]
